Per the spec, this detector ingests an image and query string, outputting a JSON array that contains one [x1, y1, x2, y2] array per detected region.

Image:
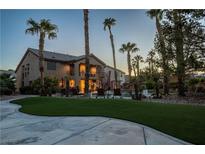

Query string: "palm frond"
[[131, 47, 140, 53], [119, 48, 125, 53], [48, 32, 57, 40], [25, 18, 40, 35], [103, 17, 116, 31], [25, 27, 37, 35]]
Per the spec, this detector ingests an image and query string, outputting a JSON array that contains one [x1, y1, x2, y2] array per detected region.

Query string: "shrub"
[[19, 77, 59, 95], [0, 87, 13, 95], [31, 77, 59, 95], [0, 73, 15, 95], [19, 86, 33, 94], [188, 78, 200, 86]]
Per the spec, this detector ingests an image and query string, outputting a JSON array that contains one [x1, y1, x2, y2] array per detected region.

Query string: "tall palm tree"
[[103, 18, 118, 88], [119, 42, 139, 82], [83, 9, 90, 96], [147, 9, 169, 95], [25, 18, 58, 95]]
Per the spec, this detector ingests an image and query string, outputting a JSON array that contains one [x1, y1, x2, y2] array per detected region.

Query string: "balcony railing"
[[79, 72, 97, 78]]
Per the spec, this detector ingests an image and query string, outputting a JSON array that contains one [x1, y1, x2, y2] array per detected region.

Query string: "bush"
[[188, 78, 200, 86], [0, 87, 13, 95], [0, 73, 15, 95], [31, 77, 59, 95], [19, 86, 33, 94], [19, 77, 59, 95]]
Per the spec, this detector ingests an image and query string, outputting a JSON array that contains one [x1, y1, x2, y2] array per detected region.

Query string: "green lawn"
[[12, 97, 205, 144]]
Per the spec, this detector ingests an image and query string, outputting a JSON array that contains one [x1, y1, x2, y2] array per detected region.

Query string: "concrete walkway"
[[0, 96, 191, 145]]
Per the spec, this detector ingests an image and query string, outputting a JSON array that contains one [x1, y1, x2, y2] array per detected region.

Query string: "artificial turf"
[[12, 97, 205, 144]]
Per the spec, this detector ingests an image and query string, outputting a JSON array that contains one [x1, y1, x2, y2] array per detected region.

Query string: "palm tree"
[[83, 9, 90, 96], [133, 55, 144, 77], [25, 18, 58, 95], [147, 9, 169, 95], [132, 55, 143, 100], [103, 18, 118, 88], [146, 49, 156, 75], [131, 59, 137, 78], [119, 42, 139, 82]]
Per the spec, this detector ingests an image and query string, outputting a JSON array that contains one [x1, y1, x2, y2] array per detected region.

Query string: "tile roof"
[[28, 48, 84, 62]]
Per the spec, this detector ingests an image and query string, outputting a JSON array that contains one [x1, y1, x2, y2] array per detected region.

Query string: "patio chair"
[[113, 88, 122, 99], [96, 88, 105, 99]]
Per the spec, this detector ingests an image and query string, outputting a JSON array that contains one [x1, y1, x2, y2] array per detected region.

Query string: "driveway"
[[0, 96, 190, 145]]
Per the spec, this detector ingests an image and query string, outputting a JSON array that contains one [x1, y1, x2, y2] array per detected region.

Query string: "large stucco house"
[[15, 48, 125, 93]]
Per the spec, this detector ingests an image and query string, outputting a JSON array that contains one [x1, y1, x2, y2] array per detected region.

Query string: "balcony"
[[79, 71, 97, 79], [80, 71, 86, 78]]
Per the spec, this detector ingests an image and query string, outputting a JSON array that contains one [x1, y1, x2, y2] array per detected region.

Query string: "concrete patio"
[[0, 96, 190, 145]]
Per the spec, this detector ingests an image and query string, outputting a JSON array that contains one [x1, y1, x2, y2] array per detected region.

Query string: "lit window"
[[79, 64, 86, 76], [90, 66, 96, 77]]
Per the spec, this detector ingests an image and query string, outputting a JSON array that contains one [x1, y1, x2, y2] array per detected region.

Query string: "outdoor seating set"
[[90, 88, 134, 99]]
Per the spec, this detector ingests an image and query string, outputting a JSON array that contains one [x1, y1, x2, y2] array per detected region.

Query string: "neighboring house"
[[0, 70, 16, 79], [104, 65, 125, 88], [15, 48, 125, 93]]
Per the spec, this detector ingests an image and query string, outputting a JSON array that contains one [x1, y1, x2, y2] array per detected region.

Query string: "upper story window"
[[70, 64, 75, 76], [90, 66, 96, 77], [26, 64, 30, 76], [47, 61, 56, 70], [79, 63, 86, 76]]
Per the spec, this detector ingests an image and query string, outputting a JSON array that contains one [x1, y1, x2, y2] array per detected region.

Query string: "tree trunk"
[[132, 64, 137, 78], [173, 10, 186, 96], [65, 77, 70, 97], [83, 9, 90, 96], [155, 80, 159, 98], [151, 58, 154, 75], [134, 82, 139, 100], [155, 16, 169, 95], [137, 60, 140, 77], [109, 28, 118, 88], [39, 32, 45, 96], [148, 61, 151, 74], [127, 51, 132, 82]]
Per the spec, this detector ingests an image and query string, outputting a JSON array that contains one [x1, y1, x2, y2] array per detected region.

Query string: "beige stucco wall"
[[44, 61, 70, 80], [104, 66, 125, 84], [16, 51, 40, 91]]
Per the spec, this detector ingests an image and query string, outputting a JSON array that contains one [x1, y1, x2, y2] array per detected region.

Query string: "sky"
[[0, 9, 156, 74]]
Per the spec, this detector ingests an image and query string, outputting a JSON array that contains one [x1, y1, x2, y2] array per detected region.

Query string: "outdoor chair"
[[96, 88, 105, 99]]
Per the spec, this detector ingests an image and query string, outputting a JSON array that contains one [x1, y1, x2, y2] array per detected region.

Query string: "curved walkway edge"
[[0, 96, 191, 145]]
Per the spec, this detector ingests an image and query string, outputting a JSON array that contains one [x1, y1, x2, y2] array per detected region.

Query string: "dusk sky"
[[0, 9, 156, 74]]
